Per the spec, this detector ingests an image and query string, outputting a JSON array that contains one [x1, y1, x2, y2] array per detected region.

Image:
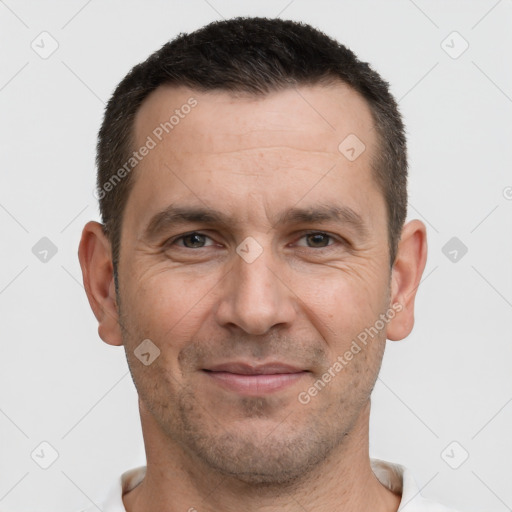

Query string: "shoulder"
[[72, 466, 146, 512], [371, 458, 463, 512]]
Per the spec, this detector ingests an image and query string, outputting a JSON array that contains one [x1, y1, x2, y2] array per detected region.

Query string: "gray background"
[[1, 0, 511, 510]]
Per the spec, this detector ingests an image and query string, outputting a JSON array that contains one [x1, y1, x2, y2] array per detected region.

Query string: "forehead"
[[133, 82, 376, 157], [125, 82, 383, 238]]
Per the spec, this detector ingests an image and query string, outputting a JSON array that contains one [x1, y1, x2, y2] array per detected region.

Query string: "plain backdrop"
[[1, 1, 511, 511]]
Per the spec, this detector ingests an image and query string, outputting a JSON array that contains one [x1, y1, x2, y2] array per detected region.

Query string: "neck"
[[123, 400, 400, 512]]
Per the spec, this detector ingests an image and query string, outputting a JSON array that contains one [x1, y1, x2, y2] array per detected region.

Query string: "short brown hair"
[[96, 17, 408, 284]]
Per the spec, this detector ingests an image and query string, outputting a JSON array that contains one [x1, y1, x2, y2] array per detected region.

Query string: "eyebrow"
[[275, 204, 368, 237], [141, 203, 369, 241], [142, 206, 232, 241]]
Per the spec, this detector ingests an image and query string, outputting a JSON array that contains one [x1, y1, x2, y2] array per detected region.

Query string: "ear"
[[386, 219, 428, 341], [78, 221, 123, 346]]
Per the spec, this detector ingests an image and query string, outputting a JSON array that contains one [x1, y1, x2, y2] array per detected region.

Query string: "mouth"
[[202, 362, 309, 396]]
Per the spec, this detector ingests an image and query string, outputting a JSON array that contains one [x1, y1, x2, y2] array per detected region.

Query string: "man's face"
[[117, 83, 392, 483]]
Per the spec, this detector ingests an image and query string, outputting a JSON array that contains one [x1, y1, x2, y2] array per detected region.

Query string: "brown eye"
[[305, 232, 331, 248], [175, 232, 211, 248]]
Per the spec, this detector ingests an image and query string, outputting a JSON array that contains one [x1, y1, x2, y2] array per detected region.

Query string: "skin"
[[79, 82, 427, 512]]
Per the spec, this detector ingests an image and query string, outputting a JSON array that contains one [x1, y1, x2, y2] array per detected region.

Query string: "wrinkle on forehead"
[[133, 83, 376, 159]]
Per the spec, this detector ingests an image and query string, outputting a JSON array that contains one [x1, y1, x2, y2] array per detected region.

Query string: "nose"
[[214, 244, 297, 335]]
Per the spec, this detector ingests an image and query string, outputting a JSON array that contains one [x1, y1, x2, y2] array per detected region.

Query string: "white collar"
[[96, 459, 459, 511]]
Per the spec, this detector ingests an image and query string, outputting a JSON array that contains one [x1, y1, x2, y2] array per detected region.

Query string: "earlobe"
[[78, 221, 123, 346], [386, 219, 428, 342]]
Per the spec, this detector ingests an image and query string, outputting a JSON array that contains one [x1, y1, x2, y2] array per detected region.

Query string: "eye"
[[171, 232, 215, 248], [296, 232, 336, 248]]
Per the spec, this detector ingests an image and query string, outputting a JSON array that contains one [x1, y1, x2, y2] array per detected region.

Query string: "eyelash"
[[165, 231, 345, 250]]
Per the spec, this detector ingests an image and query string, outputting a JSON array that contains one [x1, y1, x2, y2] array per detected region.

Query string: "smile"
[[202, 363, 309, 395]]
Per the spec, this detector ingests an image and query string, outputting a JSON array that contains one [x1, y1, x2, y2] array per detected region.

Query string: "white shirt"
[[82, 459, 460, 511]]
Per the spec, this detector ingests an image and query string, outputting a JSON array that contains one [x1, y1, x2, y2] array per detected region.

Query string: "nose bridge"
[[237, 245, 276, 299], [215, 238, 295, 335]]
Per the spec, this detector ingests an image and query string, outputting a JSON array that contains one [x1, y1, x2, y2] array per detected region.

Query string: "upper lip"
[[203, 362, 306, 375]]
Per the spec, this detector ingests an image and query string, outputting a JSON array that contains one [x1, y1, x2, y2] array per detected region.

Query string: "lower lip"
[[203, 371, 307, 395]]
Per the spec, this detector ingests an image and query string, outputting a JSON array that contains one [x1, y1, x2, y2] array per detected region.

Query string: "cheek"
[[124, 269, 217, 346], [297, 266, 388, 327]]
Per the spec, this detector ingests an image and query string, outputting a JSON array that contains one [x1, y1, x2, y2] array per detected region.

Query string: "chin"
[[187, 426, 335, 487]]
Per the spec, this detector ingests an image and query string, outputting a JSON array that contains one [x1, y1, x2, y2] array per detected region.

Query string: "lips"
[[202, 362, 308, 395], [204, 362, 304, 375]]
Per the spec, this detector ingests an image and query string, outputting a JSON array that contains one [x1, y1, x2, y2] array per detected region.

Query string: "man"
[[78, 17, 458, 511]]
